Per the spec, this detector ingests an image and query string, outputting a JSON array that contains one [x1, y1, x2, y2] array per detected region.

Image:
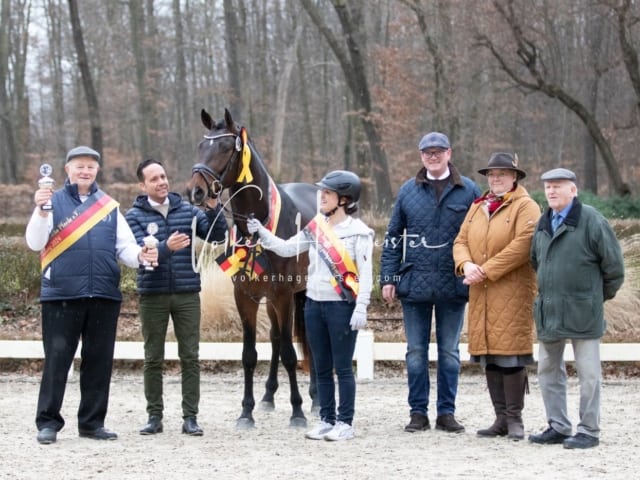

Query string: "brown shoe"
[[404, 413, 430, 432], [435, 414, 465, 433]]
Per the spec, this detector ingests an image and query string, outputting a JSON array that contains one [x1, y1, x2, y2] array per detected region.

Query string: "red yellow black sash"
[[216, 178, 281, 280], [304, 214, 359, 302], [40, 191, 119, 271]]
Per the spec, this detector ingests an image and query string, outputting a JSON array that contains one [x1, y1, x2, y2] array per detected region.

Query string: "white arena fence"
[[2, 334, 640, 381]]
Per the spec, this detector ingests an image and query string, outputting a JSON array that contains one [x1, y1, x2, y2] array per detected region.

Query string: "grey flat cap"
[[540, 168, 577, 182], [66, 146, 101, 164], [418, 132, 450, 150]]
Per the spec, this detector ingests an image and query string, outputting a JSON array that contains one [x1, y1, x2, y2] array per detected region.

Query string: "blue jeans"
[[402, 300, 465, 417], [304, 299, 358, 425]]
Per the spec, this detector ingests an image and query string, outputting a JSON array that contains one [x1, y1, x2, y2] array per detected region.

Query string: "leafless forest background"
[[1, 0, 640, 211]]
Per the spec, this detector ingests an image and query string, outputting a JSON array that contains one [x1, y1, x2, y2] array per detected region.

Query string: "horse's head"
[[188, 108, 243, 206]]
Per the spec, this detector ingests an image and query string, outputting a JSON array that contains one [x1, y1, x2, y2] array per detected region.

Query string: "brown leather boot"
[[503, 368, 528, 441], [477, 368, 508, 437]]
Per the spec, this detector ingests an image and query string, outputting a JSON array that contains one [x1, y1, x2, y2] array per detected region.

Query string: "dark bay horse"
[[188, 108, 318, 429]]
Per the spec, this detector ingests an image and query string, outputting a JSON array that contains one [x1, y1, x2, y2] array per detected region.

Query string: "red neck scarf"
[[474, 186, 516, 215]]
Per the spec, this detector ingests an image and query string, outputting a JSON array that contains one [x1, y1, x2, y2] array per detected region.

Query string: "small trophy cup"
[[38, 163, 55, 211], [143, 222, 159, 271]]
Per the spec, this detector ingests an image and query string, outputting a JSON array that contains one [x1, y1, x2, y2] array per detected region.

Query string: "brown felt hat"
[[478, 152, 526, 180]]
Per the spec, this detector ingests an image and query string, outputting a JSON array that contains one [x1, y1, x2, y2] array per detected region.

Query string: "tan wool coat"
[[453, 184, 541, 356]]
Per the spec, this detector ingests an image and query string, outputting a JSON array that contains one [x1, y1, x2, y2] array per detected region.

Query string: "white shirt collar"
[[426, 167, 451, 181], [148, 197, 169, 207]]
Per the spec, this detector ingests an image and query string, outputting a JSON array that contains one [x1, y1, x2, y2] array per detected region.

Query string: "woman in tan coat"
[[453, 152, 541, 440]]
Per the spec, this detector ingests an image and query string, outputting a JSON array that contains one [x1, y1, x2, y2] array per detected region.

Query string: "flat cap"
[[66, 146, 101, 164], [540, 168, 576, 182], [418, 132, 450, 150]]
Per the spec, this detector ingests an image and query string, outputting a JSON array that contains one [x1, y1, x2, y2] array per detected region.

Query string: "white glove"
[[349, 303, 368, 331], [246, 217, 262, 235]]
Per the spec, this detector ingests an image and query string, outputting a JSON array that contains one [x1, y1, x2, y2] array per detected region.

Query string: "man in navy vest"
[[26, 146, 158, 445]]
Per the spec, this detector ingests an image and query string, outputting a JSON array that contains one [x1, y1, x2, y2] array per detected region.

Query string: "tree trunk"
[[300, 0, 393, 210], [128, 0, 150, 158], [172, 0, 189, 175], [223, 0, 244, 118], [0, 0, 18, 183], [46, 0, 67, 165], [272, 23, 302, 180], [67, 0, 103, 164]]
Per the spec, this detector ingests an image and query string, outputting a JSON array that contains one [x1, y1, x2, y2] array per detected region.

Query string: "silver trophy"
[[143, 222, 159, 271], [38, 163, 55, 211]]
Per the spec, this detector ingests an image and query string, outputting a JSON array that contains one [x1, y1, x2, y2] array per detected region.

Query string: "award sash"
[[216, 178, 281, 280], [304, 214, 359, 302], [40, 191, 119, 270]]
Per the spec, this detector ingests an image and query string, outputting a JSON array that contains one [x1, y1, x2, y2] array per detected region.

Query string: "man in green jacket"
[[528, 168, 624, 449]]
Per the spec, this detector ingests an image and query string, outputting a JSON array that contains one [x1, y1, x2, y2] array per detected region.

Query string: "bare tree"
[[128, 0, 151, 159], [476, 0, 631, 195], [299, 0, 392, 209], [612, 0, 640, 115], [0, 0, 18, 183], [67, 0, 103, 161], [223, 0, 245, 118], [399, 0, 458, 138]]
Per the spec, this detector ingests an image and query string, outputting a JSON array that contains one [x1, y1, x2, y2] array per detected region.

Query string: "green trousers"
[[139, 293, 201, 418]]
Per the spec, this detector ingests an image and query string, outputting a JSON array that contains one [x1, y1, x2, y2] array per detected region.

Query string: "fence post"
[[355, 329, 374, 381]]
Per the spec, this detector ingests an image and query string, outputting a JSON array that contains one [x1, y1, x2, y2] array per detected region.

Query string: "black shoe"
[[139, 415, 163, 435], [182, 416, 203, 436], [404, 413, 430, 432], [528, 426, 569, 445], [37, 427, 57, 445], [78, 427, 118, 440], [563, 433, 599, 449], [435, 414, 465, 433]]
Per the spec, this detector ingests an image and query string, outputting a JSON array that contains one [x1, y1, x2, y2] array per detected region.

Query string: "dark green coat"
[[530, 199, 624, 341]]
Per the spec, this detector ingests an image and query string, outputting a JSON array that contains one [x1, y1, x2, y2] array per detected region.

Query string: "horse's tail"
[[293, 290, 311, 372]]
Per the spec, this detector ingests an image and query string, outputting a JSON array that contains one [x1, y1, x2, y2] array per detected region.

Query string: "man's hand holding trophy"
[[142, 222, 160, 271], [37, 163, 55, 212]]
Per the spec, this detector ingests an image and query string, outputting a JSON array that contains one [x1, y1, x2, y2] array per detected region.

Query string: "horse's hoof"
[[259, 400, 275, 412], [289, 416, 307, 429], [236, 417, 255, 430], [310, 404, 321, 416]]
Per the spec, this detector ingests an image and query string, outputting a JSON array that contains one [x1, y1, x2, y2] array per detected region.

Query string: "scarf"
[[474, 186, 516, 215]]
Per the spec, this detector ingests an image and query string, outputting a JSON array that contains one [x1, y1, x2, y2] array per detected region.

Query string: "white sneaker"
[[324, 421, 354, 441], [305, 420, 334, 440]]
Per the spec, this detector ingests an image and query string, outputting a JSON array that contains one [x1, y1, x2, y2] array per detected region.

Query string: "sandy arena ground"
[[0, 367, 638, 480]]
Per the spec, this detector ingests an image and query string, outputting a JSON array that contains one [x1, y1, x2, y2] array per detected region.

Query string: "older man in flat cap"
[[528, 168, 624, 449], [26, 146, 158, 445]]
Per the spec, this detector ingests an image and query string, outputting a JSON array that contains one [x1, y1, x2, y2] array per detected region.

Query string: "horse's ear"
[[224, 108, 237, 133], [201, 109, 213, 130]]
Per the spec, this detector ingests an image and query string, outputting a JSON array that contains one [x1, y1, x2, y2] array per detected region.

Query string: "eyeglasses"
[[421, 149, 448, 158]]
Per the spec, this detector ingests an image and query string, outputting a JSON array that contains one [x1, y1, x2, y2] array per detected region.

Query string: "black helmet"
[[315, 170, 361, 205]]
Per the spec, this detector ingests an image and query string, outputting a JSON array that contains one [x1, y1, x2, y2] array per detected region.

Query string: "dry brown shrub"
[[198, 248, 270, 342], [604, 232, 640, 341]]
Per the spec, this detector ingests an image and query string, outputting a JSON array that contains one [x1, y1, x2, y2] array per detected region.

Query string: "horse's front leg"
[[259, 303, 280, 412], [236, 292, 259, 430]]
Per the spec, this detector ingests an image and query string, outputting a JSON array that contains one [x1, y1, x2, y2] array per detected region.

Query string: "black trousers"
[[36, 298, 121, 432]]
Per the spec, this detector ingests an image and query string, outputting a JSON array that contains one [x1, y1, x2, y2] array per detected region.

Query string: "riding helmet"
[[315, 170, 361, 204]]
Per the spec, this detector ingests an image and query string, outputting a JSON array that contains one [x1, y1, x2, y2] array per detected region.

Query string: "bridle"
[[192, 132, 242, 200]]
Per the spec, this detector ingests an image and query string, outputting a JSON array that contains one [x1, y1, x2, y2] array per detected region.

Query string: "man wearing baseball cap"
[[528, 167, 624, 449], [26, 145, 158, 444], [380, 131, 480, 434]]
